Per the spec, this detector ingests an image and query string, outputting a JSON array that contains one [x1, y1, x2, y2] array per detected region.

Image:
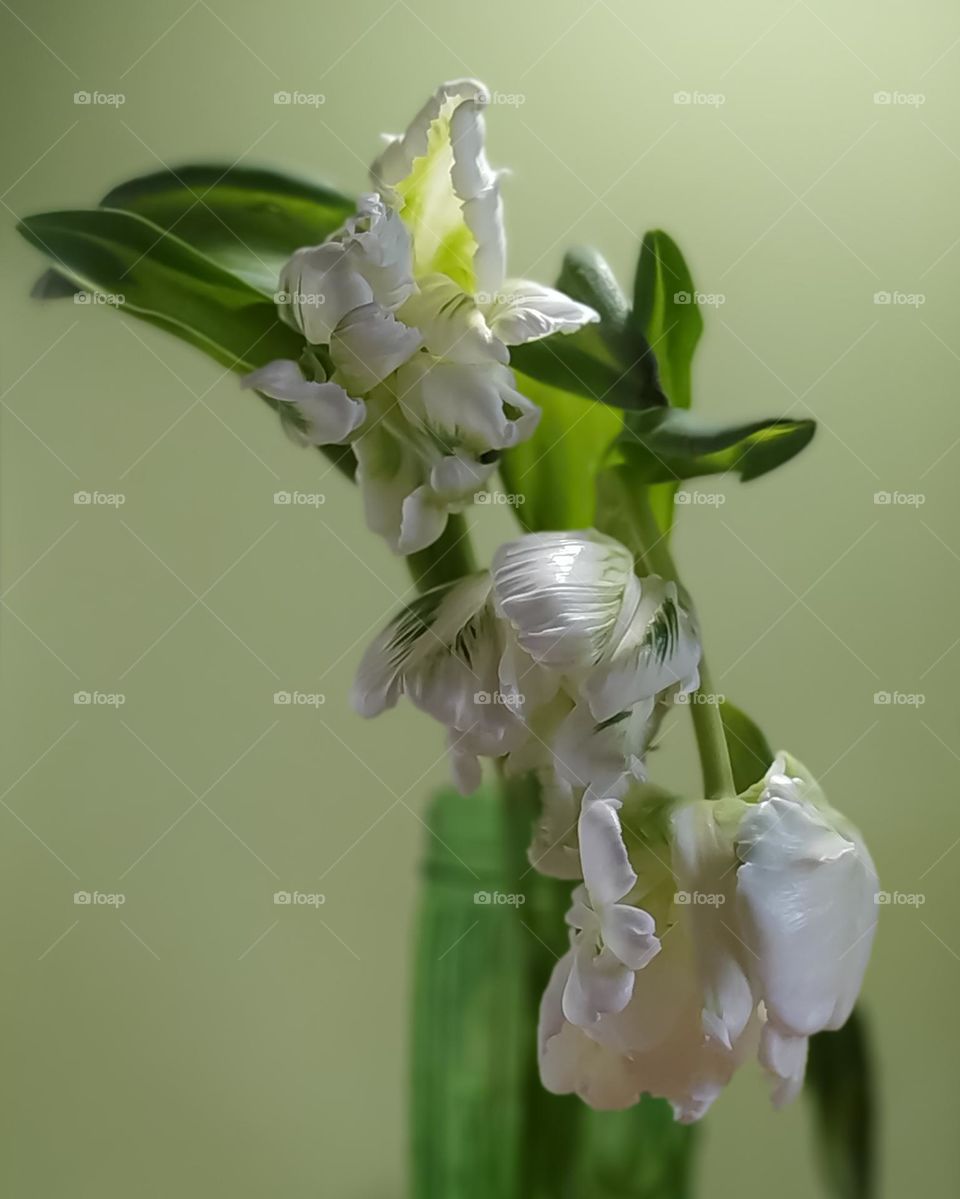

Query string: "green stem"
[[611, 471, 736, 800], [687, 655, 735, 800], [405, 513, 478, 593]]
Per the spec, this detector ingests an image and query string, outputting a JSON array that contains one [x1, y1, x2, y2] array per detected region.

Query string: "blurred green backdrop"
[[2, 0, 958, 1195]]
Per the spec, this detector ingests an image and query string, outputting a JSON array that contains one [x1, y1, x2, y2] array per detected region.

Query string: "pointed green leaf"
[[510, 247, 666, 412], [18, 208, 356, 479], [719, 700, 774, 792], [628, 231, 704, 536], [33, 165, 355, 297], [618, 407, 816, 485], [806, 1008, 876, 1199], [632, 230, 702, 411], [18, 208, 302, 371]]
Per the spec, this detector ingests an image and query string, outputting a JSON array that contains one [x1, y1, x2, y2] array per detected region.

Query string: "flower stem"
[[686, 654, 736, 800], [406, 513, 478, 592], [607, 472, 736, 800]]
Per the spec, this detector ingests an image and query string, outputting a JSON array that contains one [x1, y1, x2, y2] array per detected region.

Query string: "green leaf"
[[500, 373, 622, 532], [557, 245, 630, 331], [618, 407, 816, 485], [19, 208, 357, 480], [18, 208, 303, 372], [719, 700, 774, 792], [34, 165, 355, 297], [806, 1008, 876, 1199], [510, 247, 666, 412], [629, 231, 704, 535], [411, 784, 528, 1199], [508, 337, 636, 410], [632, 230, 702, 411]]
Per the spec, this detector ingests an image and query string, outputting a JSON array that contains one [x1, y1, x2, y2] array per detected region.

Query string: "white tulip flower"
[[245, 80, 599, 554], [352, 531, 701, 807], [538, 754, 878, 1120]]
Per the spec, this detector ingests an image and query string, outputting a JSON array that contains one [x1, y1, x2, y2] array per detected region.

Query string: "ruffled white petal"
[[399, 274, 508, 364], [526, 778, 582, 879], [332, 193, 416, 310], [484, 279, 600, 344], [563, 936, 636, 1026], [552, 701, 650, 799], [351, 573, 491, 717], [396, 356, 539, 453], [242, 360, 365, 444], [759, 1022, 808, 1109], [539, 951, 645, 1110], [583, 577, 701, 724], [277, 243, 374, 344], [371, 79, 506, 295], [352, 418, 425, 552], [398, 486, 449, 554], [579, 796, 637, 907], [492, 532, 640, 672], [352, 573, 530, 758], [603, 903, 661, 972], [429, 452, 497, 501], [329, 303, 422, 393], [672, 799, 755, 1051]]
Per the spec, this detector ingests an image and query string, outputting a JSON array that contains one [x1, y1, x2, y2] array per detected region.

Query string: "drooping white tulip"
[[352, 531, 702, 811], [244, 81, 599, 554], [538, 755, 878, 1120]]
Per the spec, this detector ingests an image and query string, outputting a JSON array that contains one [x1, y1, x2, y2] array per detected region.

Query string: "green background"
[[2, 0, 958, 1194]]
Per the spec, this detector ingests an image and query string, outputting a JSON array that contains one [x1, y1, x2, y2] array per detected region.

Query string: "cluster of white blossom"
[[260, 79, 877, 1123], [245, 79, 598, 554]]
